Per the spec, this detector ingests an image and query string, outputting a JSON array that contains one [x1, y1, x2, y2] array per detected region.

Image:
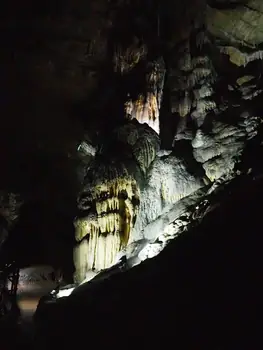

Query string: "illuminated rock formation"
[[124, 58, 166, 134], [74, 169, 140, 282], [73, 1, 263, 284], [73, 121, 164, 282]]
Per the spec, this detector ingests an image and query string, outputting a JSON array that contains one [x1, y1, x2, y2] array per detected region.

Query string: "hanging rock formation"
[[124, 58, 166, 134]]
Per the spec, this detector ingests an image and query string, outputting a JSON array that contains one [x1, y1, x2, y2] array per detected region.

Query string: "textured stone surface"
[[207, 2, 263, 47]]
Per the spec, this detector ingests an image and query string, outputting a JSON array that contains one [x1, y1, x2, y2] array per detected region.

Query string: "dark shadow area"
[[0, 203, 75, 282]]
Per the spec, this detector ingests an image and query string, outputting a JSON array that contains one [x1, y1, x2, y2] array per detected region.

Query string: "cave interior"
[[1, 0, 263, 348]]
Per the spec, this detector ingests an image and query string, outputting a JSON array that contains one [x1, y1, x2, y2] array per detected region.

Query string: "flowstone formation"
[[73, 0, 263, 284], [74, 122, 160, 281]]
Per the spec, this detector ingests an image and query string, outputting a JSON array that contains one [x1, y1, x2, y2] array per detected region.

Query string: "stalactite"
[[74, 230, 123, 282], [125, 93, 159, 133], [169, 27, 217, 131], [74, 170, 140, 283], [124, 58, 166, 134]]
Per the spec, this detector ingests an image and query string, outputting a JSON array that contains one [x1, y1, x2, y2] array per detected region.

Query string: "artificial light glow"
[[7, 265, 59, 295], [56, 287, 75, 298]]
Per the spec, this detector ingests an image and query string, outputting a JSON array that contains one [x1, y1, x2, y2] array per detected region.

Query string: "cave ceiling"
[[1, 0, 263, 279]]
